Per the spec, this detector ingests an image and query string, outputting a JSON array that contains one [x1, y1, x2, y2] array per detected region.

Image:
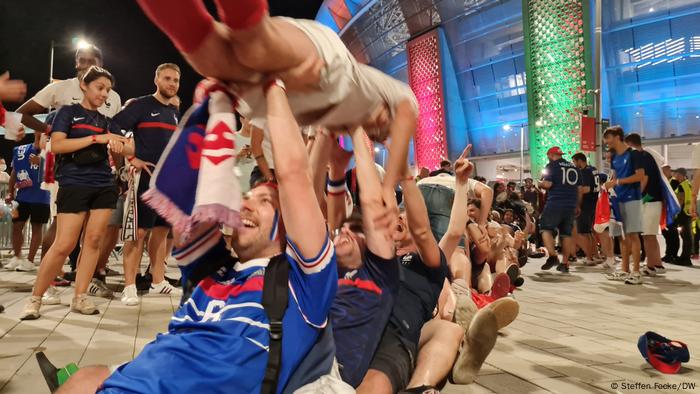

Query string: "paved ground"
[[1, 252, 699, 394]]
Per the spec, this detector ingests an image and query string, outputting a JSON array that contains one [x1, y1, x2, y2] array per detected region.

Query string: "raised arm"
[[265, 82, 326, 257], [383, 100, 416, 193], [352, 128, 395, 259], [399, 164, 442, 268], [439, 146, 473, 261], [250, 125, 275, 182], [308, 129, 332, 218], [327, 139, 353, 232], [474, 180, 493, 226]]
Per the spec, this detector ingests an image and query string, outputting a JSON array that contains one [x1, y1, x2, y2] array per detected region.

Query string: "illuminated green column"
[[522, 0, 593, 177]]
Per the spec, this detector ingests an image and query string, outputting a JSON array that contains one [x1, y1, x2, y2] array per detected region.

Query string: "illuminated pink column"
[[407, 29, 448, 171]]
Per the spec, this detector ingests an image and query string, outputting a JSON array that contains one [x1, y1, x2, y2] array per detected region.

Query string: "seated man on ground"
[[57, 82, 337, 393]]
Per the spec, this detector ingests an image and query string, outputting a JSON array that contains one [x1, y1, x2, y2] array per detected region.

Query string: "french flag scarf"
[[644, 148, 681, 228], [142, 81, 241, 240]]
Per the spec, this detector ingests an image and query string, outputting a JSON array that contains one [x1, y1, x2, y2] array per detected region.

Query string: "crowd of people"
[[0, 1, 696, 393]]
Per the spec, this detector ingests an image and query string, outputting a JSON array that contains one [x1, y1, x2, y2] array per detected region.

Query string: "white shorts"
[[642, 201, 662, 235], [239, 17, 359, 130]]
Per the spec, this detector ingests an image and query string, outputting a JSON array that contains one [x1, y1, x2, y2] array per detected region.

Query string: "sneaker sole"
[[451, 308, 498, 385], [41, 299, 61, 306], [489, 273, 511, 299], [20, 313, 40, 320], [70, 308, 99, 315], [484, 297, 519, 330], [121, 299, 140, 306]]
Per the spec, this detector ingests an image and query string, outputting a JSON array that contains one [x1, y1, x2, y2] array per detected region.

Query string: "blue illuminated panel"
[[602, 1, 700, 138]]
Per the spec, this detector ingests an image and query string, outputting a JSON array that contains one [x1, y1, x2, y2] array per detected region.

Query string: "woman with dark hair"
[[21, 66, 133, 319]]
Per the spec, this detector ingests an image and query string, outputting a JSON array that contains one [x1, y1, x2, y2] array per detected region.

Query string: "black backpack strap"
[[261, 255, 290, 394]]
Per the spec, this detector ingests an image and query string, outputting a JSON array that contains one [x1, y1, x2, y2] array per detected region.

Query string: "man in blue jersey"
[[572, 153, 600, 265], [624, 133, 667, 274], [603, 126, 644, 285], [539, 146, 583, 273], [325, 127, 399, 389], [112, 63, 182, 304], [58, 81, 337, 394], [6, 131, 51, 272]]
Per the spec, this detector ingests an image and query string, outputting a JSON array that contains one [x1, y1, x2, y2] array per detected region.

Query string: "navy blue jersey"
[[331, 250, 399, 387], [390, 251, 450, 345], [12, 144, 50, 204], [101, 227, 337, 394], [543, 159, 581, 209], [50, 104, 122, 187], [639, 150, 663, 202], [580, 166, 597, 210], [112, 95, 179, 164], [611, 149, 643, 203]]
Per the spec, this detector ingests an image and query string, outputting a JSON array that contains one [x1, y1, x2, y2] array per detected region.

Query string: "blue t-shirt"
[[112, 95, 179, 164], [50, 104, 122, 187], [638, 150, 663, 202], [12, 144, 49, 205], [331, 250, 399, 387], [611, 149, 643, 203], [580, 165, 597, 211], [100, 227, 337, 394], [543, 159, 581, 209]]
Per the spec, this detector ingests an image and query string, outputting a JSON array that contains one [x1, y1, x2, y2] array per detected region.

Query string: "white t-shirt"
[[32, 78, 121, 117], [237, 18, 417, 131], [417, 173, 483, 199]]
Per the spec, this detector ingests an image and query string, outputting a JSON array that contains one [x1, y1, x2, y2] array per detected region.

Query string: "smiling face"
[[231, 184, 284, 261], [333, 220, 365, 270]]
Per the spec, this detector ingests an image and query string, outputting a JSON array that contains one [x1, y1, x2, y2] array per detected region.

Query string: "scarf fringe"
[[142, 188, 195, 237], [192, 204, 241, 230]]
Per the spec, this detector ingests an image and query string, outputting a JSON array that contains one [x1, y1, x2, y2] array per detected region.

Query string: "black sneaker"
[[670, 257, 692, 266], [514, 277, 525, 287], [61, 271, 76, 282], [135, 273, 153, 291], [661, 255, 673, 263], [556, 263, 570, 273], [541, 256, 559, 270], [164, 276, 182, 288]]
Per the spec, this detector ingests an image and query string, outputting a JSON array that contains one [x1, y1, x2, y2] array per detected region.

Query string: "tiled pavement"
[[1, 255, 699, 394]]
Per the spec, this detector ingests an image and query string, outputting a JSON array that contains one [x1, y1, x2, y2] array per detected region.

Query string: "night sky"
[[0, 0, 323, 162]]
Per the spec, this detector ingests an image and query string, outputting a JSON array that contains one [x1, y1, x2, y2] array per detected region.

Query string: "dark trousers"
[[666, 213, 692, 259], [663, 220, 680, 258]]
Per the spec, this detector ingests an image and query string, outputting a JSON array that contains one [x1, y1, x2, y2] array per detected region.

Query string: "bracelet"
[[326, 179, 347, 196], [127, 155, 136, 162], [327, 178, 346, 187], [264, 78, 286, 95], [91, 135, 97, 144], [401, 176, 414, 182]]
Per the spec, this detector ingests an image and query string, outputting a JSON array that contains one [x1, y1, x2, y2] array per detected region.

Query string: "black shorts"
[[136, 173, 169, 229], [56, 185, 118, 214], [576, 209, 595, 234], [13, 201, 50, 224], [368, 324, 417, 392]]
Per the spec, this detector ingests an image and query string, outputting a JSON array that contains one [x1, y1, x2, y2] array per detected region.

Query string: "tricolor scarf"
[[142, 82, 241, 239], [121, 167, 140, 241], [593, 188, 624, 237], [645, 148, 681, 228]]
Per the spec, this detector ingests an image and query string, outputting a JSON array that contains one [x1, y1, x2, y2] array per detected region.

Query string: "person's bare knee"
[[56, 365, 110, 394], [357, 369, 393, 394]]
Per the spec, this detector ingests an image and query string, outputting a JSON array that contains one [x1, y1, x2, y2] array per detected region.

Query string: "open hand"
[[0, 72, 27, 102], [129, 157, 156, 176]]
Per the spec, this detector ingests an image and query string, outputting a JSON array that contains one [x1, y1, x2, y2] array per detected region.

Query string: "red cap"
[[547, 146, 564, 156]]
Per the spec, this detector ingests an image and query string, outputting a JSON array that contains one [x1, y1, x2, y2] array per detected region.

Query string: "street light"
[[50, 37, 92, 83]]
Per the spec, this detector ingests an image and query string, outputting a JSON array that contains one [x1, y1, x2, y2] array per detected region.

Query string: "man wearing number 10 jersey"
[[538, 146, 582, 273]]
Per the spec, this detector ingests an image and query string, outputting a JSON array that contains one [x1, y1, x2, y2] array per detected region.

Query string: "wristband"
[[264, 78, 286, 95], [91, 135, 97, 144], [401, 176, 414, 182], [127, 155, 136, 162], [327, 179, 347, 196]]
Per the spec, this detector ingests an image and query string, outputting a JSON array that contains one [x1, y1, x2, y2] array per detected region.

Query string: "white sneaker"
[[602, 259, 616, 272], [42, 286, 61, 305], [20, 296, 42, 320], [3, 257, 19, 270], [605, 270, 629, 281], [641, 266, 657, 277], [625, 272, 643, 285], [149, 281, 182, 296], [88, 278, 113, 298], [655, 266, 667, 274], [121, 284, 140, 306], [15, 258, 35, 272], [70, 294, 99, 315]]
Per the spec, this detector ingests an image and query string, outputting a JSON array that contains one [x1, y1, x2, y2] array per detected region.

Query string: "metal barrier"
[[0, 183, 48, 253]]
